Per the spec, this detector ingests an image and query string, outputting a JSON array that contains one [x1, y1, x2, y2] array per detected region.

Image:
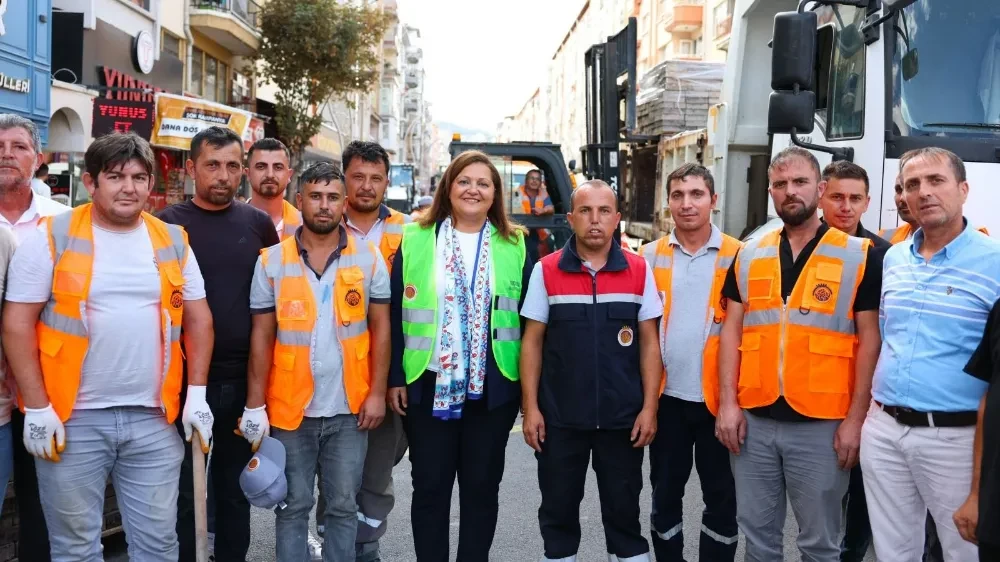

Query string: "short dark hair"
[[299, 161, 345, 192], [899, 147, 966, 183], [35, 163, 49, 178], [666, 163, 715, 196], [342, 141, 390, 175], [84, 132, 155, 180], [769, 146, 821, 180], [822, 160, 870, 193], [190, 126, 244, 163], [526, 169, 542, 180], [247, 138, 290, 164]]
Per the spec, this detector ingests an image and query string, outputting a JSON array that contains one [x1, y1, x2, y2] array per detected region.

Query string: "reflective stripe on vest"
[[281, 200, 302, 241], [261, 234, 376, 430], [40, 204, 187, 423], [400, 222, 525, 384], [379, 209, 411, 274], [519, 186, 548, 213], [640, 233, 742, 416], [733, 228, 869, 419]]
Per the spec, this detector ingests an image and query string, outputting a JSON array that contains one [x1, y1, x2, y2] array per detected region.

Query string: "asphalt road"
[[106, 416, 875, 561]]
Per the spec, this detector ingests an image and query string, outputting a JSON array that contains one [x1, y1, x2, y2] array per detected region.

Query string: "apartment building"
[[635, 0, 729, 76]]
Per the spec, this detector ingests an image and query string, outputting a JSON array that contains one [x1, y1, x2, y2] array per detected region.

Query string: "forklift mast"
[[581, 17, 650, 197]]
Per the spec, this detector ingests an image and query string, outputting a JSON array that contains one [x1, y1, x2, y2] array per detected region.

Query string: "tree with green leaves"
[[257, 0, 387, 160]]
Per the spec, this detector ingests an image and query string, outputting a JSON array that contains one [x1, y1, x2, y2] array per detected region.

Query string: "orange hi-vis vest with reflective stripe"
[[640, 233, 742, 416], [39, 204, 189, 423], [379, 207, 411, 274], [519, 185, 549, 213], [734, 228, 869, 419], [280, 200, 302, 241], [260, 233, 378, 430], [879, 222, 990, 245]]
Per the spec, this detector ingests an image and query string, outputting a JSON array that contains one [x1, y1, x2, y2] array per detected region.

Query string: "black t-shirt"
[[158, 200, 280, 382], [963, 298, 1000, 540], [721, 223, 883, 421]]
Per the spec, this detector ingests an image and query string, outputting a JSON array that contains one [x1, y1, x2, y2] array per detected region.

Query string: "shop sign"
[[150, 93, 251, 151], [0, 73, 29, 94], [243, 117, 265, 151], [92, 97, 155, 139], [100, 66, 165, 103], [133, 30, 155, 75], [309, 131, 341, 158]]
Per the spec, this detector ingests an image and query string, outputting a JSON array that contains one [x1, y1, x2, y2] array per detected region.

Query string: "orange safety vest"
[[879, 222, 990, 244], [38, 204, 188, 423], [640, 233, 742, 415], [733, 228, 869, 419], [261, 233, 378, 430], [519, 185, 549, 214], [379, 208, 411, 274], [280, 200, 302, 241]]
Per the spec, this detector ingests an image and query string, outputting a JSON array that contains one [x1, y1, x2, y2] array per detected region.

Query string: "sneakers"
[[307, 532, 323, 561]]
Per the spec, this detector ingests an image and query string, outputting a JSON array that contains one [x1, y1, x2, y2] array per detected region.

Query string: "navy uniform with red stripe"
[[525, 238, 659, 562]]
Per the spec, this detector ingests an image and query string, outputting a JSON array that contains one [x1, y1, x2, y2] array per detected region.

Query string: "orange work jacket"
[[379, 208, 411, 274], [280, 200, 302, 241]]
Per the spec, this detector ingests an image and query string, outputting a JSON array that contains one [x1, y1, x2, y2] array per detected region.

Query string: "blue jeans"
[[0, 422, 12, 512], [35, 407, 184, 561], [273, 414, 368, 562]]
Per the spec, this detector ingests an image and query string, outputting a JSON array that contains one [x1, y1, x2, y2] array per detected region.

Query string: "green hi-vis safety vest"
[[400, 222, 525, 384]]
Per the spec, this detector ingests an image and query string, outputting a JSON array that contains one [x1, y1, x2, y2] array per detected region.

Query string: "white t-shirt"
[[427, 230, 484, 373], [0, 191, 71, 244], [6, 221, 207, 409]]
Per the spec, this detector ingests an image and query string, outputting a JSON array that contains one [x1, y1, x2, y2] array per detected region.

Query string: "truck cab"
[[448, 140, 576, 264], [387, 163, 416, 214]]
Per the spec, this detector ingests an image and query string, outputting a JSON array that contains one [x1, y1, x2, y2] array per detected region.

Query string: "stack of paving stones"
[[636, 59, 724, 136]]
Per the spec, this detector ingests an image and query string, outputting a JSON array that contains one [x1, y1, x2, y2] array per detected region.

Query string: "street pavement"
[[107, 415, 875, 561]]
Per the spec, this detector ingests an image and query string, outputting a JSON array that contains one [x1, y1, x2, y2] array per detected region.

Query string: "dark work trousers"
[[924, 513, 944, 562], [12, 409, 51, 561], [840, 465, 871, 562], [176, 381, 253, 562], [538, 424, 650, 560], [649, 395, 736, 562], [402, 395, 518, 562], [981, 542, 1000, 562]]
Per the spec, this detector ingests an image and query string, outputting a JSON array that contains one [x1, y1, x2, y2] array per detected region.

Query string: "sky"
[[397, 0, 586, 133]]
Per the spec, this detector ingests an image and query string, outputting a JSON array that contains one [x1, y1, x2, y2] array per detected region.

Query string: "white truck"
[[706, 0, 1000, 239]]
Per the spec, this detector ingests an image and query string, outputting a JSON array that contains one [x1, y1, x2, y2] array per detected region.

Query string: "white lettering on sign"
[[0, 73, 29, 94]]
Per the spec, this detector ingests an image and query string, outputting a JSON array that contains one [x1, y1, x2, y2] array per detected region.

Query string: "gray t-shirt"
[[249, 236, 390, 418]]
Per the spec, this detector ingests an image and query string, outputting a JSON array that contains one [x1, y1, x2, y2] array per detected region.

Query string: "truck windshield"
[[389, 165, 414, 186], [891, 0, 1000, 138]]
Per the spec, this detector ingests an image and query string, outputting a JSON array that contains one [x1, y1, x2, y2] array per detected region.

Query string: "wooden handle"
[[192, 433, 209, 562]]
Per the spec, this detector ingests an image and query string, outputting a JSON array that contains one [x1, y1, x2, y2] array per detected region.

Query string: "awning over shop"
[[150, 93, 252, 151], [304, 124, 342, 162]]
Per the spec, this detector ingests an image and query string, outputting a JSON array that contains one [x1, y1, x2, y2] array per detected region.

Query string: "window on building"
[[680, 40, 694, 55], [232, 71, 251, 104], [205, 57, 218, 102], [693, 37, 703, 56], [218, 62, 229, 102], [128, 0, 151, 10], [162, 33, 182, 58], [191, 48, 204, 96]]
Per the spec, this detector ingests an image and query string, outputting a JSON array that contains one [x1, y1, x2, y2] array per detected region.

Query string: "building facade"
[[0, 0, 53, 144]]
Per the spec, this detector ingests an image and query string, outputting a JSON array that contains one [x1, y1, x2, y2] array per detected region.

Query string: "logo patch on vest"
[[170, 290, 183, 309], [404, 284, 417, 300], [387, 252, 396, 266], [345, 289, 362, 307], [812, 283, 833, 303], [617, 325, 634, 347], [247, 457, 260, 472]]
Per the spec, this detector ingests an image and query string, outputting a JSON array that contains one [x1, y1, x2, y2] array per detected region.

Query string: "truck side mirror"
[[768, 90, 816, 135], [770, 11, 818, 91]]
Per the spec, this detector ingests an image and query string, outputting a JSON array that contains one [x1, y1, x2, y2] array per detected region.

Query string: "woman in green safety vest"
[[387, 150, 531, 562]]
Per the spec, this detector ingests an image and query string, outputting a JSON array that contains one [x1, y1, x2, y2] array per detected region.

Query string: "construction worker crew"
[[639, 164, 741, 562], [863, 147, 1000, 562], [816, 160, 889, 562], [247, 137, 301, 241], [158, 126, 280, 562], [716, 147, 883, 562], [247, 161, 391, 562], [2, 132, 215, 560], [387, 150, 529, 562], [521, 179, 662, 562], [340, 140, 412, 562], [518, 169, 554, 215], [0, 114, 70, 562]]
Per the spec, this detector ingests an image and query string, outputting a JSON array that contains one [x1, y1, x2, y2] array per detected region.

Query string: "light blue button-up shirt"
[[873, 221, 1000, 412]]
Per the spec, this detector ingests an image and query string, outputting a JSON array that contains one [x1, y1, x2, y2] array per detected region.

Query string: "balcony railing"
[[715, 15, 732, 38], [190, 0, 260, 29]]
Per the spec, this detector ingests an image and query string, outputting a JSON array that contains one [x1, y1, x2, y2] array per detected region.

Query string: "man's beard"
[[254, 182, 284, 199], [201, 183, 236, 205], [348, 196, 380, 213], [777, 198, 818, 227], [304, 214, 338, 234]]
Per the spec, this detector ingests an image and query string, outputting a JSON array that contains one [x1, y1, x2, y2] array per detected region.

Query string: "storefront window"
[[205, 57, 218, 102], [192, 48, 204, 96]]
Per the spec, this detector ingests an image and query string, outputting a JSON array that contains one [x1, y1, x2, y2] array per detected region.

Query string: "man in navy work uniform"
[[520, 180, 663, 562]]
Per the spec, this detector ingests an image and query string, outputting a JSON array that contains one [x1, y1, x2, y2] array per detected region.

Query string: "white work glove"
[[23, 404, 66, 462], [182, 385, 214, 453], [236, 405, 270, 452]]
